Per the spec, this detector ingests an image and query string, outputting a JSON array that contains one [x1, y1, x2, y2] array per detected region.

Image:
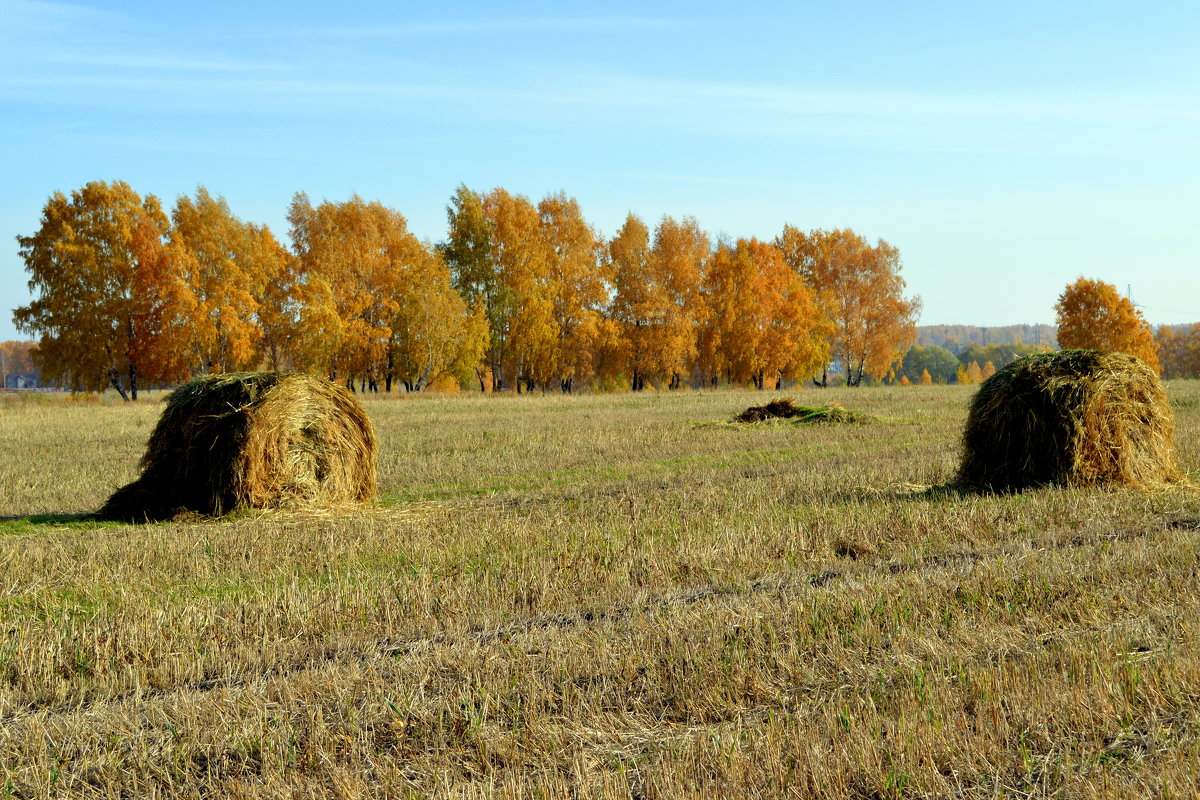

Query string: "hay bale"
[[956, 350, 1180, 492], [98, 372, 376, 521]]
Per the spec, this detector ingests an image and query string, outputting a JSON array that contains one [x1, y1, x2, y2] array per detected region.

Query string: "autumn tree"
[[1054, 277, 1159, 372], [480, 188, 556, 391], [13, 181, 192, 399], [289, 193, 481, 392], [440, 185, 499, 390], [609, 214, 710, 391], [169, 187, 280, 373], [387, 247, 488, 392], [650, 217, 709, 389], [606, 214, 656, 390], [538, 192, 606, 392], [776, 226, 920, 387], [700, 238, 827, 389], [605, 214, 708, 391], [288, 194, 405, 387], [253, 227, 301, 371]]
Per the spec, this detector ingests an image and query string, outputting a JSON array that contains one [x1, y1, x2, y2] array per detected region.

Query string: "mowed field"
[[1, 384, 1199, 799]]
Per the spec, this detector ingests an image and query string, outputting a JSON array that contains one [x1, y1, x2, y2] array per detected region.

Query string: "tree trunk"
[[128, 362, 138, 401], [853, 348, 867, 387], [108, 368, 129, 401]]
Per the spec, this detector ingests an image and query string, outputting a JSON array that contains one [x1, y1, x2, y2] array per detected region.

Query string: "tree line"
[[914, 324, 1058, 353], [12, 181, 921, 399], [896, 341, 1052, 385], [1156, 324, 1200, 378]]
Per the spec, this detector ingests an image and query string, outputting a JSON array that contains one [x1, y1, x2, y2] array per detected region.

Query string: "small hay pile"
[[957, 349, 1181, 493], [99, 372, 376, 521], [735, 398, 864, 424]]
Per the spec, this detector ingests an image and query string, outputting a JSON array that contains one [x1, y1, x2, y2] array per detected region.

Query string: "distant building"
[[3, 373, 39, 389]]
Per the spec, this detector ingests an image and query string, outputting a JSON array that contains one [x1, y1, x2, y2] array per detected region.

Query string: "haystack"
[[98, 372, 376, 521], [956, 350, 1180, 492]]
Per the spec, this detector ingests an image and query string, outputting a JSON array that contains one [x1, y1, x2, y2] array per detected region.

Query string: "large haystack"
[[99, 372, 376, 521], [957, 350, 1180, 492]]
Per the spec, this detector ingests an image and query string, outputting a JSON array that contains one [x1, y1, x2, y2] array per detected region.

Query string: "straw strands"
[[98, 373, 376, 521], [956, 350, 1181, 492]]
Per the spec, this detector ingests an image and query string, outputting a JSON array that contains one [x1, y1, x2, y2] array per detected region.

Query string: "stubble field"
[[1, 383, 1199, 798]]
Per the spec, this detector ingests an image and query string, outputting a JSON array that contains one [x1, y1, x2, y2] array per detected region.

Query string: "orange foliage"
[[13, 180, 191, 399], [608, 214, 708, 390], [1054, 277, 1159, 373], [15, 181, 939, 396], [170, 187, 272, 373], [700, 238, 828, 389], [776, 227, 919, 386]]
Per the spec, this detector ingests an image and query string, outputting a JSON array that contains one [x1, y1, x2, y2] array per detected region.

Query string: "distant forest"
[[915, 324, 1058, 352]]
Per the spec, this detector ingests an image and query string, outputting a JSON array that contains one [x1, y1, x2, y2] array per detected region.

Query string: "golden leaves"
[[1055, 278, 1159, 373]]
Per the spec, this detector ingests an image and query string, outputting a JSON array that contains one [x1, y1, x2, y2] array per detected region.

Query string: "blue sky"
[[3, 0, 1199, 340]]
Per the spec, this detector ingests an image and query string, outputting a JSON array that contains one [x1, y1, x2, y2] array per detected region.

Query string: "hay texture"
[[735, 398, 864, 424], [957, 350, 1180, 493], [99, 372, 376, 521]]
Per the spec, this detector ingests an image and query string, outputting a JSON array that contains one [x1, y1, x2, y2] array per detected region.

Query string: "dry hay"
[[735, 398, 865, 424], [98, 372, 376, 521], [956, 349, 1181, 493]]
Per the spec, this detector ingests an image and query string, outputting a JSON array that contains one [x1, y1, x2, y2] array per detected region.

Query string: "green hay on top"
[[735, 398, 866, 424], [956, 349, 1181, 493], [98, 372, 377, 521]]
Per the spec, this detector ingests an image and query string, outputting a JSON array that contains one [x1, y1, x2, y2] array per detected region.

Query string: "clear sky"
[[3, 0, 1199, 340]]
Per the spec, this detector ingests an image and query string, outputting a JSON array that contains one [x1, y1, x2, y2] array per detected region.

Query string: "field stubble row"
[[0, 383, 1198, 798]]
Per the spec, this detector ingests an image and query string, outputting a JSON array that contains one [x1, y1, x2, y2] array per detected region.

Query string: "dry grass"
[[1, 382, 1199, 797]]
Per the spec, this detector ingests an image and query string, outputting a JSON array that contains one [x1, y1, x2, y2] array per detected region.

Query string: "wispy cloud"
[[221, 15, 703, 42], [0, 0, 126, 29], [42, 52, 293, 73], [5, 65, 1198, 165]]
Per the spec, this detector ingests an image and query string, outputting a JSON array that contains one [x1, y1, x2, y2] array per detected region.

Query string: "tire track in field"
[[0, 514, 1194, 729]]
